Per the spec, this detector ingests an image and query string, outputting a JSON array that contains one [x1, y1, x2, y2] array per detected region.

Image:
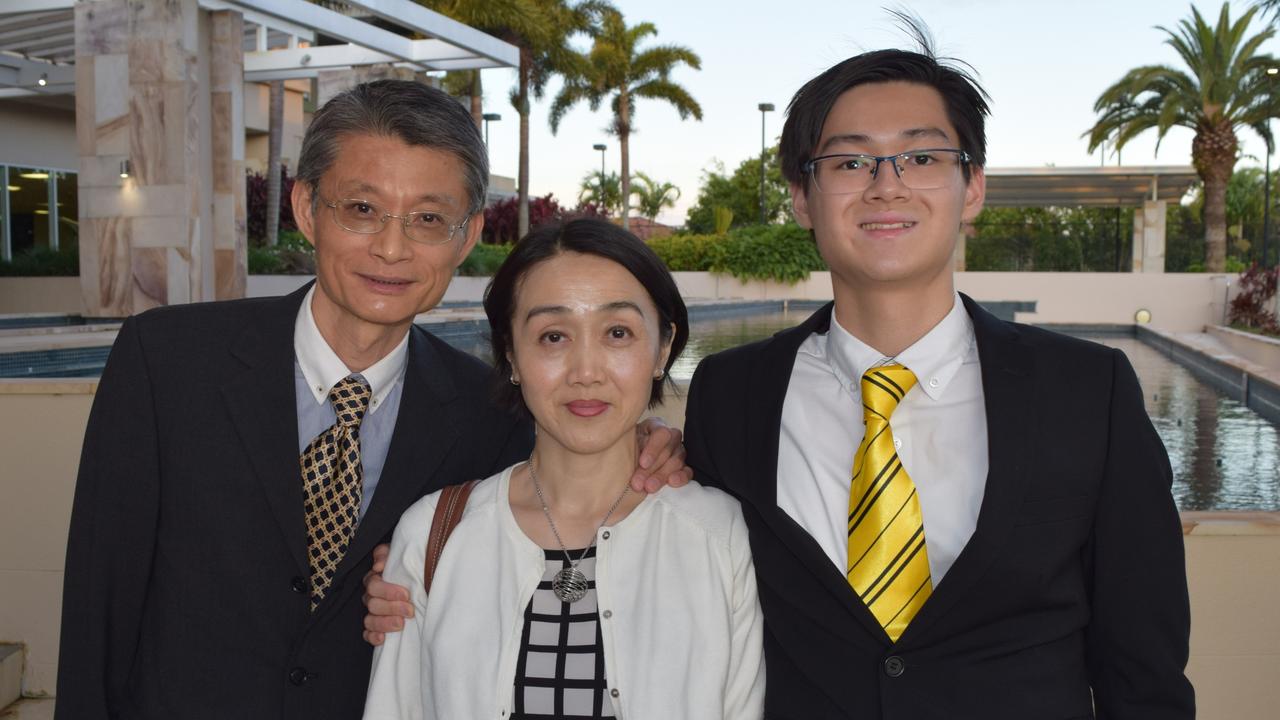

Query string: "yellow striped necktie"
[[847, 364, 932, 642]]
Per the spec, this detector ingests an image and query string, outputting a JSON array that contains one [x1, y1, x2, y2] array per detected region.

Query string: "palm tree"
[[1086, 3, 1278, 272], [577, 170, 622, 214], [417, 0, 596, 236], [441, 70, 484, 129], [550, 8, 701, 229], [630, 171, 680, 221]]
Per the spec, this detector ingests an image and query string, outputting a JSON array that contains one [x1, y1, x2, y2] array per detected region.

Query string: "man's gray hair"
[[295, 79, 489, 215]]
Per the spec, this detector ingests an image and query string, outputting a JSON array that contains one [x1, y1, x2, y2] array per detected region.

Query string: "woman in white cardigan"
[[363, 218, 764, 719]]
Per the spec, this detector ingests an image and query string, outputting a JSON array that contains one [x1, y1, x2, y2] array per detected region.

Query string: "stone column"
[[209, 10, 246, 300], [1131, 200, 1167, 273], [75, 0, 245, 317]]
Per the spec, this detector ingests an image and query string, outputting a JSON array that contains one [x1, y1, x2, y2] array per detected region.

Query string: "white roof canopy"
[[0, 0, 518, 97]]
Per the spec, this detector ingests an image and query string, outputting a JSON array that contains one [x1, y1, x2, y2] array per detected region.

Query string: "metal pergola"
[[984, 166, 1199, 207], [0, 0, 519, 98]]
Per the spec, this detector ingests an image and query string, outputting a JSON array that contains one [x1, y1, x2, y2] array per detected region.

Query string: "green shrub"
[[647, 234, 723, 271], [710, 223, 826, 284], [0, 244, 80, 276], [459, 242, 512, 276], [248, 231, 315, 275]]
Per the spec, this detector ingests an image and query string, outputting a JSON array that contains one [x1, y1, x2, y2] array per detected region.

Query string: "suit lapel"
[[898, 293, 1036, 644], [741, 304, 889, 645], [221, 284, 312, 575], [335, 327, 463, 583]]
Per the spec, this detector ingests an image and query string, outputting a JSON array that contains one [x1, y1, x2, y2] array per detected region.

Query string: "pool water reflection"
[[669, 310, 1280, 513]]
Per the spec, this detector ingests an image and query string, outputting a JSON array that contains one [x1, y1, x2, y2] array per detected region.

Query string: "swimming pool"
[[669, 308, 1280, 513]]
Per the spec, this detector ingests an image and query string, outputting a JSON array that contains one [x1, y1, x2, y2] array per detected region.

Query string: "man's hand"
[[362, 543, 414, 646], [632, 416, 693, 493]]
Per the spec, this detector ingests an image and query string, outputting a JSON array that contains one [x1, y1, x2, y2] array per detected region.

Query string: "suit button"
[[291, 576, 308, 594], [289, 667, 309, 686], [884, 655, 905, 678]]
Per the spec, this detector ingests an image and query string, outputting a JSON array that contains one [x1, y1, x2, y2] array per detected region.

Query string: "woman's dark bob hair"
[[483, 217, 689, 416]]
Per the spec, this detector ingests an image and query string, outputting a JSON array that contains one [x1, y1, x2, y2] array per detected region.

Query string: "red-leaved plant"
[[1227, 263, 1280, 335]]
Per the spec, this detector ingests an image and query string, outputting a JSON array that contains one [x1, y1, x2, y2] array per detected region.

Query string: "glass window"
[[7, 166, 53, 255], [54, 170, 78, 250]]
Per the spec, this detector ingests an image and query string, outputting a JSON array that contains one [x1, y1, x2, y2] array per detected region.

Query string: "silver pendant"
[[552, 566, 589, 603]]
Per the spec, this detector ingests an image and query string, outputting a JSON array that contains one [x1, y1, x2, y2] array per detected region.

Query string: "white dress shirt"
[[294, 285, 409, 517], [363, 464, 765, 720], [776, 293, 989, 583]]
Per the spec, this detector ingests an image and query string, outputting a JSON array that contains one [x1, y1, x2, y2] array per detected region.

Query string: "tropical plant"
[[1085, 3, 1279, 272], [481, 193, 606, 244], [417, 0, 599, 237], [630, 171, 680, 220], [441, 69, 484, 128], [684, 147, 789, 233], [550, 8, 702, 229], [246, 167, 297, 244], [578, 170, 623, 215], [1227, 262, 1280, 333], [713, 207, 734, 235]]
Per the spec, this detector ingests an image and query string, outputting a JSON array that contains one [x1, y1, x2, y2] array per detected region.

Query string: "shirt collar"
[[293, 285, 410, 413], [825, 292, 975, 401]]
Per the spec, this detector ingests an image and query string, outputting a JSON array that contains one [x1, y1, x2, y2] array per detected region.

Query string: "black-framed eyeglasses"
[[803, 148, 970, 195], [322, 198, 470, 245]]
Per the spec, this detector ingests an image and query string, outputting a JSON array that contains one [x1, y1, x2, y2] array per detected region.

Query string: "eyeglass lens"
[[812, 150, 964, 194]]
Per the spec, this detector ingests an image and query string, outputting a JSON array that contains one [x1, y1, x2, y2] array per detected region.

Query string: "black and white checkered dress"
[[510, 547, 615, 719]]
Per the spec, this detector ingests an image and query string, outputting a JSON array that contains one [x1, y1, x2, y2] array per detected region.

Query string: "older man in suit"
[[681, 48, 1195, 718], [55, 80, 686, 720]]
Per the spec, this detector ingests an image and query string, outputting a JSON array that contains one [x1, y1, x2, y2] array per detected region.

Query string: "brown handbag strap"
[[423, 479, 478, 595]]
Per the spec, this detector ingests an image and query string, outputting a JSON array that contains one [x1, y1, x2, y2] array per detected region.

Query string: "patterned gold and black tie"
[[301, 375, 371, 611], [847, 364, 932, 642]]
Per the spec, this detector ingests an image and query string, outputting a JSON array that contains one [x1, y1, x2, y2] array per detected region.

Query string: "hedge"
[[647, 223, 826, 284]]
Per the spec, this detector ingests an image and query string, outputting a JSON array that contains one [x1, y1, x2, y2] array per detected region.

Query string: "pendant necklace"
[[527, 455, 631, 603]]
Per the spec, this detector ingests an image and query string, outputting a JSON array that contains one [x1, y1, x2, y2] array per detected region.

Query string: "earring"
[[654, 369, 665, 380], [510, 375, 520, 386]]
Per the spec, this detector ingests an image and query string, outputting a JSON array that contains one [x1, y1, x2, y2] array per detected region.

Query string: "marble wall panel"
[[215, 248, 246, 300], [75, 57, 97, 155], [131, 246, 168, 311], [131, 216, 188, 248], [77, 155, 129, 189], [208, 11, 243, 94], [75, 0, 129, 57], [210, 92, 235, 194], [80, 217, 132, 317], [173, 231, 196, 306]]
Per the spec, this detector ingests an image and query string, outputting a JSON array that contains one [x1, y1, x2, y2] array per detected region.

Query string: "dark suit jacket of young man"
[[684, 294, 1195, 720], [55, 284, 533, 719]]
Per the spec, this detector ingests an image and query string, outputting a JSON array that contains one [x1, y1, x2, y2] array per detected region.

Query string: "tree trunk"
[[469, 71, 482, 130], [265, 80, 284, 247], [517, 48, 531, 239], [1192, 121, 1237, 273], [618, 89, 631, 231]]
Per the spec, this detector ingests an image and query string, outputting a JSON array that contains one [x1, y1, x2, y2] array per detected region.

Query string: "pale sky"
[[475, 0, 1279, 226]]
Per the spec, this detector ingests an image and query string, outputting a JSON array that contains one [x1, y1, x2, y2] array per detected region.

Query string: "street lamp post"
[[593, 143, 607, 212], [758, 103, 775, 224], [482, 113, 501, 149]]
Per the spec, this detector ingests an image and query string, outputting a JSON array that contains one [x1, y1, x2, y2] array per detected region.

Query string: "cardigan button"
[[602, 530, 611, 540], [610, 688, 619, 698], [602, 610, 612, 619]]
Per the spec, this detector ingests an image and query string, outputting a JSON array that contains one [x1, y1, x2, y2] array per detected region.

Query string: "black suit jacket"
[[55, 285, 532, 719], [683, 295, 1194, 720]]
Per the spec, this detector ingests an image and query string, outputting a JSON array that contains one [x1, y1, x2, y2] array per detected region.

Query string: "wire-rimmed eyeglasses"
[[322, 198, 470, 245], [803, 148, 970, 195]]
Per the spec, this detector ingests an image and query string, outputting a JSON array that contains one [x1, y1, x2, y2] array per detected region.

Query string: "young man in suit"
[[55, 80, 686, 719], [681, 50, 1195, 718]]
